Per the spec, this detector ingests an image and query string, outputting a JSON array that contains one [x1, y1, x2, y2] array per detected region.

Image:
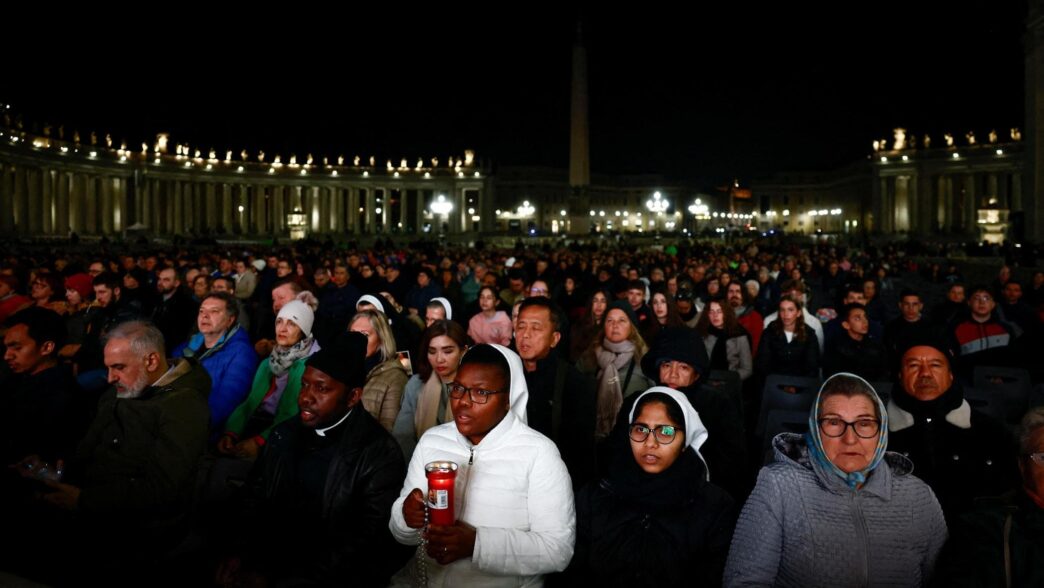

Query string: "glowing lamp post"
[[646, 191, 669, 231], [430, 194, 454, 233]]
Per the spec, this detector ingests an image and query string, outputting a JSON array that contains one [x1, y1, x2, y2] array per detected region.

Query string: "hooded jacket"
[[174, 325, 258, 431], [724, 376, 947, 587], [389, 345, 576, 587]]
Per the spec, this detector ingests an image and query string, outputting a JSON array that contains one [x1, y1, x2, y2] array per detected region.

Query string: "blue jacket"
[[173, 326, 258, 431]]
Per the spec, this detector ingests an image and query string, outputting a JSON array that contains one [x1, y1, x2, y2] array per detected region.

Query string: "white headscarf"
[[487, 343, 529, 424], [357, 294, 386, 315], [628, 386, 711, 480], [430, 296, 453, 320]]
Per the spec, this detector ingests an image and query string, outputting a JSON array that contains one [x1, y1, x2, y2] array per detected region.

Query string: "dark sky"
[[4, 4, 1027, 185]]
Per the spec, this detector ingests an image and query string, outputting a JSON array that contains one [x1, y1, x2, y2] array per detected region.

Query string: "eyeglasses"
[[818, 417, 880, 439], [971, 295, 994, 303], [448, 383, 507, 405], [1025, 453, 1044, 466], [629, 423, 681, 445]]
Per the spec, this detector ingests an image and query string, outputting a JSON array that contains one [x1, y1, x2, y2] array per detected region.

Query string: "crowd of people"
[[0, 235, 1042, 586]]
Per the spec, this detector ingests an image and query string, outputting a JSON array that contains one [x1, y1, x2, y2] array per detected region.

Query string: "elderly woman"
[[389, 344, 575, 587], [933, 407, 1044, 587], [392, 320, 468, 462], [467, 285, 513, 346], [218, 300, 319, 459], [578, 301, 654, 437], [694, 297, 753, 382], [349, 309, 409, 432], [724, 373, 947, 587], [569, 387, 736, 585]]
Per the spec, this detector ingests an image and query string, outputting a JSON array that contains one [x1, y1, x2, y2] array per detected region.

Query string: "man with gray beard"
[[11, 320, 211, 585]]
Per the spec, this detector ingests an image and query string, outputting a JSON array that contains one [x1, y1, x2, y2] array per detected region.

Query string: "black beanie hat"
[[306, 331, 368, 390], [607, 300, 639, 329], [641, 327, 709, 382]]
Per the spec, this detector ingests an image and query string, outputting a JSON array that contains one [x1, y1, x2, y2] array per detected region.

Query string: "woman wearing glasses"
[[568, 386, 737, 586], [724, 373, 947, 587], [390, 343, 575, 587]]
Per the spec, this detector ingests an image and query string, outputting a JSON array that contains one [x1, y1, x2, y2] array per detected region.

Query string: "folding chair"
[[756, 374, 820, 438]]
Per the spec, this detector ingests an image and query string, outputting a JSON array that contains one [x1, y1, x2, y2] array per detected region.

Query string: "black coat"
[[567, 452, 736, 586], [888, 397, 1019, 520], [822, 333, 888, 381], [241, 406, 412, 587], [151, 289, 200, 352], [524, 356, 597, 488], [755, 324, 819, 378]]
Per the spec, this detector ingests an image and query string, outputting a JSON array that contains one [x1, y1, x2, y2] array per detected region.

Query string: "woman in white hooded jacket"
[[389, 343, 576, 587]]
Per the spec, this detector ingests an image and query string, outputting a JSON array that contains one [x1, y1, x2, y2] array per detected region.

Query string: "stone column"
[[365, 189, 376, 233], [26, 168, 42, 234], [221, 183, 233, 232], [962, 174, 977, 235], [0, 163, 12, 233], [41, 168, 54, 234], [84, 176, 98, 234], [252, 184, 265, 234], [172, 181, 183, 234], [1012, 172, 1023, 210], [272, 186, 285, 234], [347, 188, 358, 233], [55, 171, 70, 235], [987, 173, 999, 201], [100, 177, 114, 234]]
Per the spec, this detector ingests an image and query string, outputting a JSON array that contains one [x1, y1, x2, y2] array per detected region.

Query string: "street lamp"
[[646, 191, 669, 231], [517, 200, 535, 216], [430, 194, 453, 233]]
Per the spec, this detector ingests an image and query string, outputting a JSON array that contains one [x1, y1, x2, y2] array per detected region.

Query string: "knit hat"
[[277, 300, 315, 337], [607, 300, 639, 329], [64, 273, 93, 300], [306, 331, 367, 390], [429, 297, 453, 320], [640, 327, 708, 382]]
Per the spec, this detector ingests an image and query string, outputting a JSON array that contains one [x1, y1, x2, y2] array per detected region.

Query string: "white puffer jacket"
[[389, 345, 576, 587]]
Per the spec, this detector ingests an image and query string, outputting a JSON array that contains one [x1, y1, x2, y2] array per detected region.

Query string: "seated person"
[[822, 303, 888, 381], [217, 332, 411, 587], [934, 407, 1044, 587], [389, 344, 575, 586], [568, 387, 736, 585]]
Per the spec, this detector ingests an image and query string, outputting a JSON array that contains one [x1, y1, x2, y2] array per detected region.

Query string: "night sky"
[[4, 3, 1027, 185]]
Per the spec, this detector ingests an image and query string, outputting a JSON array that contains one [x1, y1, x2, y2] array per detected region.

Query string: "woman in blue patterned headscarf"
[[724, 373, 948, 587]]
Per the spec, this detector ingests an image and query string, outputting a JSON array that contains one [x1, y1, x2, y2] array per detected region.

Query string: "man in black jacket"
[[151, 267, 199, 352], [516, 298, 597, 487], [219, 331, 411, 587], [823, 303, 888, 381]]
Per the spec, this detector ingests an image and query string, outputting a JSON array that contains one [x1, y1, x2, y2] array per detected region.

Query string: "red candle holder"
[[425, 461, 458, 526]]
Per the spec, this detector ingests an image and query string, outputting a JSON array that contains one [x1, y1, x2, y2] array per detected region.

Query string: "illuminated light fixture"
[[782, 209, 790, 216], [424, 172, 431, 179], [237, 205, 245, 212], [496, 209, 502, 215], [819, 209, 828, 215], [468, 207, 475, 214], [624, 211, 630, 217], [184, 162, 192, 168], [331, 170, 338, 177], [268, 168, 275, 174], [393, 172, 399, 178], [89, 151, 98, 158], [205, 164, 213, 170], [375, 208, 383, 214], [474, 172, 480, 178], [589, 210, 595, 216], [615, 211, 621, 216], [60, 146, 69, 153], [560, 210, 567, 216], [646, 191, 669, 214], [901, 155, 909, 161], [880, 156, 888, 163], [300, 169, 307, 175], [996, 149, 1004, 155], [154, 158, 161, 164], [237, 166, 244, 172], [430, 194, 453, 215], [119, 155, 128, 162], [457, 172, 464, 178], [952, 152, 960, 159], [517, 200, 535, 216], [362, 171, 369, 177]]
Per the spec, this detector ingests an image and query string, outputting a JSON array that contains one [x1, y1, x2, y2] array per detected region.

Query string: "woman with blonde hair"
[[349, 309, 409, 432]]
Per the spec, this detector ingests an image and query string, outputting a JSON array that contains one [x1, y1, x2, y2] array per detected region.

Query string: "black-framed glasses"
[[448, 383, 507, 405], [1025, 453, 1044, 467], [818, 417, 880, 439], [629, 423, 681, 445]]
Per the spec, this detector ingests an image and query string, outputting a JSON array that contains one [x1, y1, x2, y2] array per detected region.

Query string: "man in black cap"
[[887, 340, 1019, 519], [218, 331, 412, 587]]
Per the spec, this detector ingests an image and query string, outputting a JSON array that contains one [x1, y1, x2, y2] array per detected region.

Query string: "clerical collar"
[[316, 410, 352, 437]]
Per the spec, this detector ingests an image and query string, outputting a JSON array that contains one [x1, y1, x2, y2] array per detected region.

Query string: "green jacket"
[[223, 358, 308, 443]]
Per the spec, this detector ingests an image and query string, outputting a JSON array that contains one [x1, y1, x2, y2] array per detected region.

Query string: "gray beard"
[[115, 371, 150, 399]]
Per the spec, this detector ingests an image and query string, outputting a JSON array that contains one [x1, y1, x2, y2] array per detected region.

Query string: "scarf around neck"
[[595, 338, 637, 437], [414, 372, 452, 439], [806, 372, 889, 490], [268, 335, 316, 376]]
